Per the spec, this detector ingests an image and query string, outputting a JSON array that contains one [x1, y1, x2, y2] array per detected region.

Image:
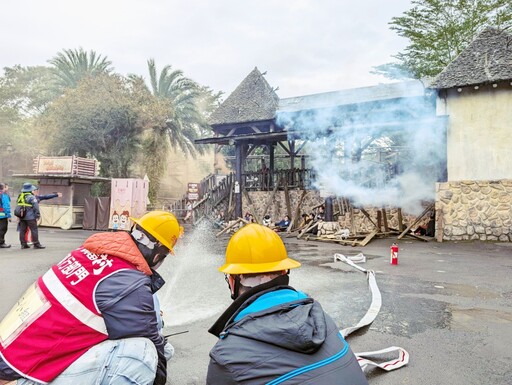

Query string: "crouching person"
[[0, 211, 182, 385], [207, 223, 368, 384]]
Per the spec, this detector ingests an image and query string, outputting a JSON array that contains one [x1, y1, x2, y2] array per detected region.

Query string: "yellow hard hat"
[[130, 211, 182, 253], [220, 223, 301, 274]]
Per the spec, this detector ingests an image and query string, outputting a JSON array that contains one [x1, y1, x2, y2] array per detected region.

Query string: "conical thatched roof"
[[209, 67, 279, 126], [430, 27, 512, 89]]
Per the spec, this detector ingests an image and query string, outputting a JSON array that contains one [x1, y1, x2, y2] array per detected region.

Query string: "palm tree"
[[127, 60, 212, 201], [48, 48, 113, 90], [145, 58, 208, 157]]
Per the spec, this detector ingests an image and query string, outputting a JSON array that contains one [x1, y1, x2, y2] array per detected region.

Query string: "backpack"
[[15, 193, 32, 219]]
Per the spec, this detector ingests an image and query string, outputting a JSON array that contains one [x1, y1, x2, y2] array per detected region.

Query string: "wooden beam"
[[397, 203, 435, 240], [287, 190, 307, 232], [358, 230, 378, 247], [298, 221, 319, 239], [216, 218, 242, 237], [243, 190, 261, 224], [360, 208, 378, 229]]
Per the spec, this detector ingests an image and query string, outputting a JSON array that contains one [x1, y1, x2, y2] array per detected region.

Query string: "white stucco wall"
[[436, 84, 512, 181]]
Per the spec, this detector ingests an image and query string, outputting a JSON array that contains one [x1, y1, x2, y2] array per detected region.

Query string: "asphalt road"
[[0, 223, 511, 384]]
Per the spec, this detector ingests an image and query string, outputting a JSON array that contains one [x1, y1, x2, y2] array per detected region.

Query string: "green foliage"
[[0, 65, 58, 176], [41, 74, 158, 178], [374, 0, 512, 79], [48, 48, 114, 90]]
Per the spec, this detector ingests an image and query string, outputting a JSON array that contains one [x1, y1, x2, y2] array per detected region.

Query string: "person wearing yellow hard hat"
[[0, 211, 182, 385], [207, 223, 368, 385]]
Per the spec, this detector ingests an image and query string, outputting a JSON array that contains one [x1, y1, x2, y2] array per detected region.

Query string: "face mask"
[[132, 229, 160, 250]]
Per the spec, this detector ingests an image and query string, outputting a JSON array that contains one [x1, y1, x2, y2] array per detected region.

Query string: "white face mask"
[[131, 229, 159, 250]]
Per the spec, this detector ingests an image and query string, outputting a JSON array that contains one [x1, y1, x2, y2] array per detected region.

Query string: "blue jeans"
[[18, 338, 157, 385]]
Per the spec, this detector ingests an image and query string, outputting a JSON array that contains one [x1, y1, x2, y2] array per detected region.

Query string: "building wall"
[[437, 85, 512, 181], [436, 180, 512, 241]]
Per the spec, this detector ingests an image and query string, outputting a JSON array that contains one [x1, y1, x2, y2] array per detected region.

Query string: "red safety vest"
[[0, 247, 137, 383]]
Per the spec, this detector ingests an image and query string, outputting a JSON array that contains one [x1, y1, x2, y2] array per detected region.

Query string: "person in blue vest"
[[0, 183, 11, 248], [207, 224, 368, 384], [15, 183, 44, 249]]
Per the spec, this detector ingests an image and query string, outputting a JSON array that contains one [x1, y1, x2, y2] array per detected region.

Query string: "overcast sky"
[[1, 0, 413, 98]]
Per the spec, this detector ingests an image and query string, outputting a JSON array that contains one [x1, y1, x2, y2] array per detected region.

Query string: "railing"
[[168, 169, 314, 225], [169, 173, 234, 224], [243, 168, 315, 191]]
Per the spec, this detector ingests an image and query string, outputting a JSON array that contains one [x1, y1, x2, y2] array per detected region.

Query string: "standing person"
[[23, 190, 63, 245], [183, 200, 193, 222], [207, 224, 368, 384], [0, 210, 182, 385], [16, 183, 45, 249], [0, 183, 11, 248]]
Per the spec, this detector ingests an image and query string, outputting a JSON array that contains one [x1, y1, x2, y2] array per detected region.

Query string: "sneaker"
[[0, 243, 11, 248], [34, 244, 46, 249], [21, 244, 30, 249]]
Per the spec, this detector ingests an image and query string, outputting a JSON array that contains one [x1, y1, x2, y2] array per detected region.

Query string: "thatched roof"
[[208, 67, 279, 126], [430, 27, 512, 89]]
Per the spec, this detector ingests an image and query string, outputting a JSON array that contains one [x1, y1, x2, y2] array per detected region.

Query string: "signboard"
[[34, 156, 98, 176], [36, 157, 73, 174], [187, 183, 199, 201]]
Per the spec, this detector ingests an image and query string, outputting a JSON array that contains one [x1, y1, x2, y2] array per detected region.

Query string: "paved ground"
[[0, 223, 511, 384]]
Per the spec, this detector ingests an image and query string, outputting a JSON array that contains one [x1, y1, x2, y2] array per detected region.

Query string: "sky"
[[1, 0, 413, 99]]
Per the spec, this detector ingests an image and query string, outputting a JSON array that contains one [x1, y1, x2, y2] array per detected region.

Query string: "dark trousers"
[[0, 218, 8, 244], [19, 219, 39, 245]]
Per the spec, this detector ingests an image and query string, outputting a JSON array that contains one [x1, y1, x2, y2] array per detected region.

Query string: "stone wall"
[[436, 180, 512, 241]]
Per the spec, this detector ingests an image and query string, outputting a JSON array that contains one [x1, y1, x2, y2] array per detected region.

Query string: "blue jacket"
[[0, 192, 11, 219], [207, 276, 368, 384]]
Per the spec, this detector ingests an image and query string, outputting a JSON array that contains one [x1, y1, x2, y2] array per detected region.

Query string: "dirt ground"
[[0, 224, 511, 384]]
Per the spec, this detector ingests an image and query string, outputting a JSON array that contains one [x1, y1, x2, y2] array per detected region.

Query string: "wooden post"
[[284, 183, 292, 220], [397, 208, 404, 232], [381, 208, 389, 232], [350, 207, 355, 235], [377, 210, 382, 232]]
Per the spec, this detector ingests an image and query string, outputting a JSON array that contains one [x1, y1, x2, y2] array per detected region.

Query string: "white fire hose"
[[334, 253, 410, 372]]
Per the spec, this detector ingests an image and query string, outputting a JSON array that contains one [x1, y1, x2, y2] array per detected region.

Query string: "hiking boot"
[[0, 243, 11, 248], [21, 244, 30, 249], [34, 243, 46, 249]]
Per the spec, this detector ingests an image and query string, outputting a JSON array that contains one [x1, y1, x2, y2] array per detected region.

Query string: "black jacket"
[[207, 276, 368, 384]]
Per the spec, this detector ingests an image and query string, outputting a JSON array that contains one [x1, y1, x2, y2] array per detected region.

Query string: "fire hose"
[[334, 253, 409, 372]]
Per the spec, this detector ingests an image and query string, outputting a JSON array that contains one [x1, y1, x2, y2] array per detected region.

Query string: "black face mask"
[[131, 226, 169, 267], [225, 274, 242, 300]]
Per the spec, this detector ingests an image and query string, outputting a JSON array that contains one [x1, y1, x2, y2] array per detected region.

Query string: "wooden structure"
[[13, 156, 109, 229], [196, 67, 446, 220]]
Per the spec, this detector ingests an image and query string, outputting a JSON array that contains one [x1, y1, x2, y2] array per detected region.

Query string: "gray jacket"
[[207, 276, 368, 385]]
